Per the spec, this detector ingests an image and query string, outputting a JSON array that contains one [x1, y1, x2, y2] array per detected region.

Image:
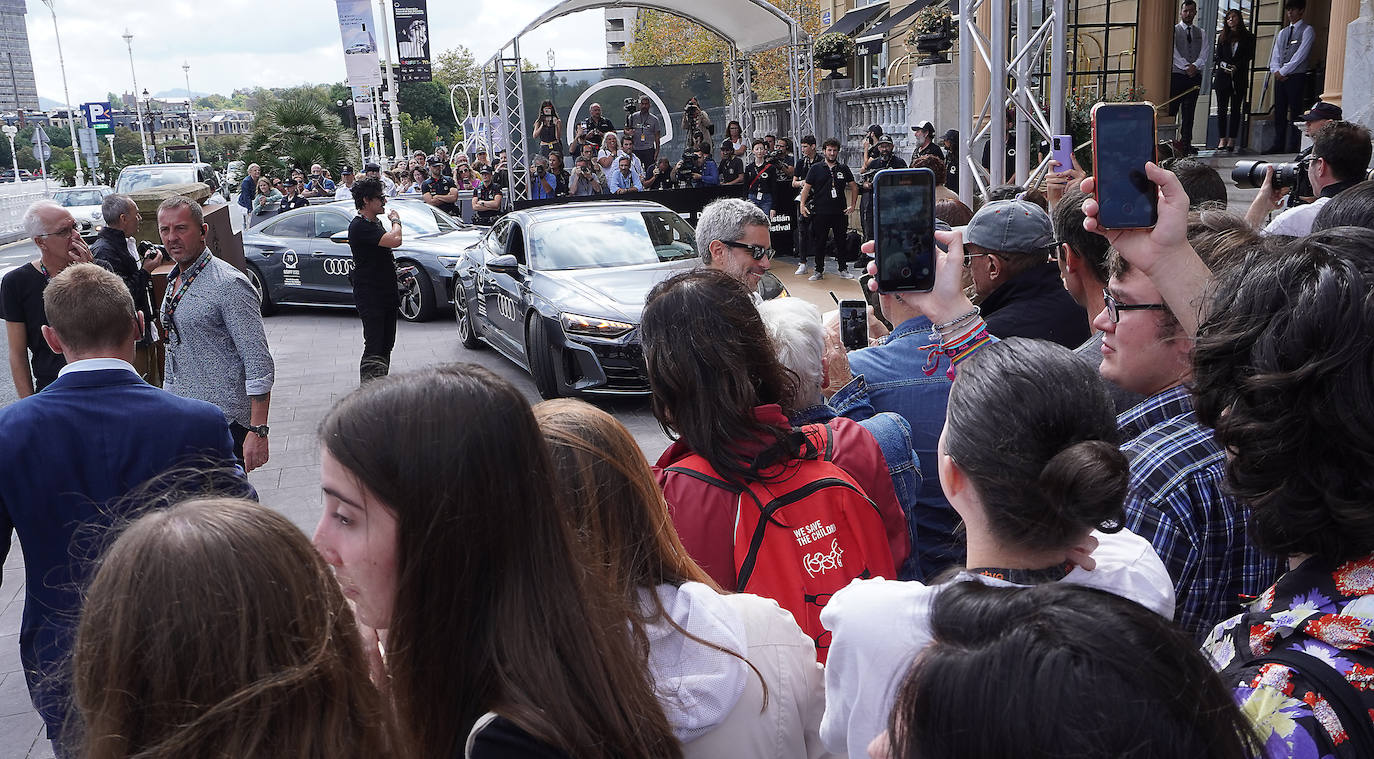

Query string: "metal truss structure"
[[959, 0, 1068, 206]]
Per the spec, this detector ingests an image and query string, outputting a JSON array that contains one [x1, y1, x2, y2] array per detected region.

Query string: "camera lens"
[[1231, 160, 1270, 189]]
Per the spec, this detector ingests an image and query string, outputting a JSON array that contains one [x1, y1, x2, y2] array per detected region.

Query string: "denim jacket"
[[830, 315, 965, 580], [791, 401, 923, 581]]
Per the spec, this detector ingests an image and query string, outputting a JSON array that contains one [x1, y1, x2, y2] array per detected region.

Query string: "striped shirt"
[[163, 249, 274, 426], [1118, 384, 1282, 640]]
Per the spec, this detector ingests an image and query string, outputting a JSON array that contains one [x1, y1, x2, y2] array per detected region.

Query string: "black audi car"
[[452, 200, 704, 398]]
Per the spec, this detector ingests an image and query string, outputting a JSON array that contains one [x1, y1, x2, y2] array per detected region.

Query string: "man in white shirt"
[[1265, 0, 1316, 154], [1168, 0, 1211, 155], [1247, 120, 1372, 237], [334, 166, 357, 200]]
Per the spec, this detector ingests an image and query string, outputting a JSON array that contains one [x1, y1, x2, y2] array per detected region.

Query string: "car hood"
[[534, 259, 698, 323]]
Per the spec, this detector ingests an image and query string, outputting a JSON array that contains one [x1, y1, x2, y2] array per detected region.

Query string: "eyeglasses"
[[721, 240, 776, 260], [963, 250, 993, 267], [36, 222, 78, 240], [1102, 288, 1168, 323]]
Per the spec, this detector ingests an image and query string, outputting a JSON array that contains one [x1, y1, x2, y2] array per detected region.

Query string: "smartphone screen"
[[873, 167, 936, 292], [839, 300, 868, 351], [1051, 134, 1073, 172], [1091, 103, 1158, 229]]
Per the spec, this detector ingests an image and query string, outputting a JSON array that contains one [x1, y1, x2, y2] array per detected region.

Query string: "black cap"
[[940, 129, 959, 144], [877, 134, 893, 145], [1302, 101, 1343, 121], [363, 162, 381, 172], [341, 166, 354, 175], [721, 139, 735, 151], [867, 124, 883, 136], [427, 157, 443, 166], [283, 178, 297, 187]]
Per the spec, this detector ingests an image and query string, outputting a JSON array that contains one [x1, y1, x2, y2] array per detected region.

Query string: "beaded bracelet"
[[921, 318, 993, 380], [932, 306, 981, 333]]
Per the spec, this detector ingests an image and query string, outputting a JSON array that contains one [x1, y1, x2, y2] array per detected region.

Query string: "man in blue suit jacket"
[[0, 263, 244, 755]]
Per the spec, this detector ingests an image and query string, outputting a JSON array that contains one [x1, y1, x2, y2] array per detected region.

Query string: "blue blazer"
[[0, 367, 243, 739]]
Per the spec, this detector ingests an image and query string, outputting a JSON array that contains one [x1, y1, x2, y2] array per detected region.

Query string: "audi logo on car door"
[[322, 258, 355, 276]]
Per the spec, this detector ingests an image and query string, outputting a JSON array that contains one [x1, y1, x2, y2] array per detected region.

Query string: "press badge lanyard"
[[160, 253, 211, 340], [968, 564, 1073, 585], [829, 164, 841, 199]]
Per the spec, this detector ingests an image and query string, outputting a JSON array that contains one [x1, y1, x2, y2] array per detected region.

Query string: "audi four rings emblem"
[[322, 258, 355, 276]]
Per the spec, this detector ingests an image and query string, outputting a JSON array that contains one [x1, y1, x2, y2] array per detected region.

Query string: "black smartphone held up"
[[873, 167, 936, 292], [839, 300, 868, 351], [1090, 102, 1158, 229]]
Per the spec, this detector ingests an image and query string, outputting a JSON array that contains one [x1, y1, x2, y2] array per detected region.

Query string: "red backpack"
[[665, 424, 895, 662]]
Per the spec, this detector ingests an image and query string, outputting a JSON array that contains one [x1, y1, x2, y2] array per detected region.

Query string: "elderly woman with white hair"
[[756, 297, 923, 580]]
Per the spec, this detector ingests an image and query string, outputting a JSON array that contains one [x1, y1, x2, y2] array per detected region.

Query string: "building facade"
[[0, 0, 39, 112], [605, 8, 639, 66]]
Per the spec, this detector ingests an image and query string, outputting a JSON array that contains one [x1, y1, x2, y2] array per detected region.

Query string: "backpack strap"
[[1251, 648, 1374, 756], [664, 452, 741, 493], [735, 476, 868, 589], [464, 711, 501, 759]]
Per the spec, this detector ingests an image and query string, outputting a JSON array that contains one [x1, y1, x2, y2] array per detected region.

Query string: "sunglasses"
[[721, 240, 776, 260], [1101, 288, 1168, 323]]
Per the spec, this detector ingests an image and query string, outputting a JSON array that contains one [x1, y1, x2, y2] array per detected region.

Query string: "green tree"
[[397, 80, 457, 133], [242, 96, 359, 176], [433, 45, 482, 89], [399, 113, 440, 154]]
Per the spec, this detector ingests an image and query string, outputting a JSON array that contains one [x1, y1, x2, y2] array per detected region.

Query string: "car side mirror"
[[488, 253, 520, 275], [331, 231, 350, 244]]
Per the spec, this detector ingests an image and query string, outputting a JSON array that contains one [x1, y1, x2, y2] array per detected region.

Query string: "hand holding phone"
[[839, 300, 868, 351], [873, 167, 937, 292], [1050, 134, 1074, 174], [1090, 103, 1158, 229]]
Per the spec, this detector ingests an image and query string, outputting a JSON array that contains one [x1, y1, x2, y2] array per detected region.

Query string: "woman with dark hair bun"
[[819, 331, 1174, 757], [312, 364, 681, 759], [879, 582, 1261, 759], [536, 399, 834, 759], [74, 498, 394, 759]]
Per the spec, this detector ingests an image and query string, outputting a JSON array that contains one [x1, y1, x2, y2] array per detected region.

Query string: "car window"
[[54, 190, 105, 207], [529, 211, 698, 270], [315, 211, 350, 238], [489, 218, 511, 252], [264, 213, 313, 239], [431, 208, 461, 231], [115, 166, 198, 194]]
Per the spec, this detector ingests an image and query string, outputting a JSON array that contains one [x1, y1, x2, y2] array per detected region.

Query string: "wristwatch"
[[247, 424, 270, 438]]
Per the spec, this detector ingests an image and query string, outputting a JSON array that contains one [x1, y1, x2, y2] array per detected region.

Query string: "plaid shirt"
[[1118, 384, 1282, 641]]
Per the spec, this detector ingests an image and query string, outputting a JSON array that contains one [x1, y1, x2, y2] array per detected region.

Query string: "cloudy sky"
[[23, 0, 606, 105]]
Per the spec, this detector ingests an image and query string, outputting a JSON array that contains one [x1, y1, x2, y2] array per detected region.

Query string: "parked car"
[[451, 200, 705, 399], [52, 185, 113, 233], [241, 198, 482, 322], [114, 163, 226, 203], [0, 169, 36, 181]]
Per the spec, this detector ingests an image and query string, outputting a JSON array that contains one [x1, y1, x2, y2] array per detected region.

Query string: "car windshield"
[[529, 211, 697, 270], [54, 190, 104, 207], [388, 201, 462, 236], [115, 166, 198, 194]]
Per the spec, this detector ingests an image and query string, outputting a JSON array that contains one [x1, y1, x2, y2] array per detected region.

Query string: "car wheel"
[[245, 263, 276, 316], [398, 263, 437, 322], [526, 316, 561, 400], [454, 282, 483, 349]]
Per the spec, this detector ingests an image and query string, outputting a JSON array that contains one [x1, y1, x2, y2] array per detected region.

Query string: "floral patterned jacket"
[[1203, 555, 1374, 758]]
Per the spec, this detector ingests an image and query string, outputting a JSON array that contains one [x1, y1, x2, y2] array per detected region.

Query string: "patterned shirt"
[[1204, 555, 1374, 758], [1118, 384, 1283, 640], [162, 249, 274, 426]]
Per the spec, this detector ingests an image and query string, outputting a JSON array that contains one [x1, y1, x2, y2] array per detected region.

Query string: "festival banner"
[[335, 0, 382, 87], [392, 0, 432, 82]]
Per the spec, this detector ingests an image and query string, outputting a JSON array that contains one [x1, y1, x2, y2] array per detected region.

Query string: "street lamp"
[[141, 89, 161, 163], [182, 61, 201, 164], [39, 0, 82, 185], [105, 133, 115, 166], [122, 29, 149, 164], [337, 98, 364, 167], [2, 124, 17, 183]]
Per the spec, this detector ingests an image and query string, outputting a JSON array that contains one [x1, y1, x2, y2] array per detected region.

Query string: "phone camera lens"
[[900, 267, 912, 278], [1122, 202, 1134, 214]]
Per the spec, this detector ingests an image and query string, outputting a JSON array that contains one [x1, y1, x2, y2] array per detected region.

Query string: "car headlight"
[[437, 255, 462, 269], [561, 312, 634, 338]]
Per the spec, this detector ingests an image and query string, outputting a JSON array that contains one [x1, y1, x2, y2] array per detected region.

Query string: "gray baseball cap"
[[964, 199, 1055, 254]]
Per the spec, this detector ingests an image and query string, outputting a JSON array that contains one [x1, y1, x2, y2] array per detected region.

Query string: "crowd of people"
[[7, 82, 1374, 758]]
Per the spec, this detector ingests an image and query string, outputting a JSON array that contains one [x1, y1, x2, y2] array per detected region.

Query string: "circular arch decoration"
[[565, 78, 676, 147]]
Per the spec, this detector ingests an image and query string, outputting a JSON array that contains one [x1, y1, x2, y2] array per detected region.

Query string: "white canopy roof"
[[512, 0, 796, 54]]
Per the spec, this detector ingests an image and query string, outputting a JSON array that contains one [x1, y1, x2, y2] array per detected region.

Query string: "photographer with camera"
[[671, 143, 718, 188], [718, 139, 745, 186], [646, 157, 674, 191], [570, 151, 605, 196], [627, 96, 663, 170], [531, 99, 564, 158], [1244, 120, 1372, 236], [744, 138, 784, 217], [529, 155, 559, 200], [576, 103, 616, 147], [791, 136, 821, 276], [680, 97, 713, 147], [858, 134, 907, 240]]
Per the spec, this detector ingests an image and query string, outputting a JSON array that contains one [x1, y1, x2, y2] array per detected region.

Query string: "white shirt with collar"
[[1270, 20, 1315, 77], [57, 357, 139, 378], [1263, 195, 1329, 237], [1171, 22, 1212, 72]]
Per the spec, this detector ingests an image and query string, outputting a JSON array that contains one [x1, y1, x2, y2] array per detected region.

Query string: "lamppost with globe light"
[[2, 124, 18, 183], [182, 61, 201, 164], [39, 0, 83, 185], [121, 29, 150, 163]]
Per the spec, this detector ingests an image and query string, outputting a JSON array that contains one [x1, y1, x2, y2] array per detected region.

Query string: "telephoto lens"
[[1232, 159, 1305, 189]]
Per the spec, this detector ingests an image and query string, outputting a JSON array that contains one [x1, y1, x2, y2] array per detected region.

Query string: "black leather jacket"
[[91, 225, 155, 344]]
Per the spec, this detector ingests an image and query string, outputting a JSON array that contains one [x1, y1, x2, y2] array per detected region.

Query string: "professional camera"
[[679, 150, 699, 173], [1233, 158, 1312, 196], [624, 97, 637, 114]]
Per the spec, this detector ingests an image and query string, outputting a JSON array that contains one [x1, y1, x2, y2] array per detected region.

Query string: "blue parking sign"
[[82, 102, 113, 134]]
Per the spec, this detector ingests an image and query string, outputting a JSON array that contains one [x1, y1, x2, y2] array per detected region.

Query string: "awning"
[[825, 3, 888, 39], [856, 0, 938, 55], [511, 0, 796, 54]]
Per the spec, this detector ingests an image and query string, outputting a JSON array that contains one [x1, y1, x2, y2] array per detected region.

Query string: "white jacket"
[[643, 582, 835, 759], [818, 528, 1175, 759]]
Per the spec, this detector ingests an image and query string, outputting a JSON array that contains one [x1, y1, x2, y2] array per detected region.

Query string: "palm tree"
[[243, 97, 358, 175]]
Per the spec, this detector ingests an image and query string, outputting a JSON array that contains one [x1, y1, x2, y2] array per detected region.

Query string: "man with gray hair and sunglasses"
[[695, 197, 774, 298]]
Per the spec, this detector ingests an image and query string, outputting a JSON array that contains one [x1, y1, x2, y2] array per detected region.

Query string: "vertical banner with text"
[[335, 0, 382, 87], [392, 0, 432, 82]]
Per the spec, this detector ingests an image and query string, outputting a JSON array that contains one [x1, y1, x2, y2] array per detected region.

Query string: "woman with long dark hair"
[[536, 399, 834, 759], [1213, 9, 1253, 152], [878, 583, 1260, 759], [74, 498, 394, 759], [313, 364, 680, 759], [724, 120, 745, 153], [531, 99, 564, 157]]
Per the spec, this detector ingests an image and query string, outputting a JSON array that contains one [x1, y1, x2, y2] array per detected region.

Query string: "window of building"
[[1034, 0, 1140, 101]]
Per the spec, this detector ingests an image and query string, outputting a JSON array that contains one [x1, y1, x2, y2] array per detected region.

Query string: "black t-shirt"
[[464, 716, 573, 759], [718, 156, 745, 185], [474, 182, 502, 224], [804, 161, 856, 214], [1, 263, 64, 390], [422, 175, 459, 214], [348, 215, 399, 308], [860, 153, 908, 196], [743, 161, 777, 204]]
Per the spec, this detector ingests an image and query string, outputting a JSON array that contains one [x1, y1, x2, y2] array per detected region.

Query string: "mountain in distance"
[[153, 88, 209, 100], [37, 96, 69, 110]]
